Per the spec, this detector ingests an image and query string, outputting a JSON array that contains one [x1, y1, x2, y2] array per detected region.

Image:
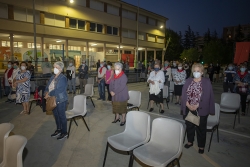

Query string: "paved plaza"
[[0, 82, 250, 167]]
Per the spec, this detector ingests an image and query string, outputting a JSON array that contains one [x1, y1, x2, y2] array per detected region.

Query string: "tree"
[[180, 48, 199, 62], [183, 25, 192, 49], [202, 40, 233, 64], [204, 28, 211, 43], [164, 29, 183, 61], [211, 30, 218, 41]]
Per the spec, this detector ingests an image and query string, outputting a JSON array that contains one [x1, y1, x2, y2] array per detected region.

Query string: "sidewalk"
[[0, 82, 249, 167]]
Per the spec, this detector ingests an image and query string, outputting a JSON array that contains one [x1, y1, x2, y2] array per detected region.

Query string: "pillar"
[[41, 37, 44, 59], [65, 39, 69, 58], [139, 50, 142, 61], [103, 43, 106, 61], [10, 33, 14, 61], [118, 45, 121, 61], [86, 21, 90, 31], [86, 41, 89, 67], [145, 48, 147, 66], [154, 49, 156, 60]]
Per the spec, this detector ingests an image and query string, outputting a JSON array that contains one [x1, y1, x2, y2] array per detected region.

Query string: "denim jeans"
[[52, 101, 68, 134], [68, 78, 76, 92], [4, 86, 11, 96], [98, 79, 105, 100]]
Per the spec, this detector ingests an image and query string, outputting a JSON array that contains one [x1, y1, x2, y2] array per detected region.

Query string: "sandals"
[[20, 110, 29, 115]]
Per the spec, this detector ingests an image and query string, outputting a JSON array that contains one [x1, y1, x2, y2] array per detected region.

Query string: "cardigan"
[[181, 77, 215, 116]]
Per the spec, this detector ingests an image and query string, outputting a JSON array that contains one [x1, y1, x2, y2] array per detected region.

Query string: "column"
[[86, 41, 89, 67], [118, 45, 121, 61], [103, 43, 106, 61], [10, 33, 14, 61], [41, 37, 44, 59], [145, 48, 147, 66], [154, 49, 156, 60], [139, 50, 142, 61], [65, 39, 69, 58]]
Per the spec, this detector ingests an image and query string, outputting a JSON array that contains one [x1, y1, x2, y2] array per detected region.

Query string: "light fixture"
[[91, 43, 97, 46], [117, 46, 123, 48], [138, 48, 143, 50], [70, 0, 74, 3], [160, 25, 164, 29], [8, 35, 15, 38], [56, 40, 62, 43]]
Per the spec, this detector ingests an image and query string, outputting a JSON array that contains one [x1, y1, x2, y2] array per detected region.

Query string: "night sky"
[[123, 0, 250, 37]]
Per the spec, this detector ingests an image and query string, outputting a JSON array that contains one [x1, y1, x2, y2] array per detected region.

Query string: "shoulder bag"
[[185, 110, 200, 126], [46, 96, 57, 111]]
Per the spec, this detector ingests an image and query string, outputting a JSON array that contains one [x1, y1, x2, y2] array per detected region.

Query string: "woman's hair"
[[154, 63, 160, 67], [240, 64, 247, 68], [114, 62, 123, 69], [20, 61, 27, 66], [54, 61, 64, 70], [191, 63, 204, 72], [14, 61, 19, 65]]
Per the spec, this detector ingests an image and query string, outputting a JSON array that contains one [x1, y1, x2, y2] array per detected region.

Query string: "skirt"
[[149, 89, 163, 103], [174, 85, 183, 96], [112, 101, 127, 114]]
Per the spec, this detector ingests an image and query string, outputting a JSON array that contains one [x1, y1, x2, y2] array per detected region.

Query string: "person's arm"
[[147, 72, 154, 84], [112, 75, 127, 94], [159, 71, 165, 83]]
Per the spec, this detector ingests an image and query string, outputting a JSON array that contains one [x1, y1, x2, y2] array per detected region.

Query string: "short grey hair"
[[54, 61, 64, 70], [114, 62, 123, 69]]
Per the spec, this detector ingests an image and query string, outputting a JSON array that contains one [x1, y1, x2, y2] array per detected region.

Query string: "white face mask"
[[100, 64, 103, 67], [107, 65, 111, 70], [21, 66, 26, 70], [173, 63, 176, 66], [178, 67, 182, 70], [69, 63, 73, 66], [193, 72, 201, 78], [54, 68, 60, 75], [115, 70, 120, 75], [7, 64, 11, 68]]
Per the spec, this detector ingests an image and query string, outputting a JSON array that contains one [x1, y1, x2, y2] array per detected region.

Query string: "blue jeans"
[[98, 79, 105, 100], [68, 78, 76, 92], [53, 101, 68, 134], [4, 86, 11, 96]]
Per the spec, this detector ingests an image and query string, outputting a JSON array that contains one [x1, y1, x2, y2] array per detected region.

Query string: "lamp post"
[[33, 0, 37, 72]]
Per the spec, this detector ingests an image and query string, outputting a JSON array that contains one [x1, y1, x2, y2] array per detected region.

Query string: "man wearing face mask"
[[7, 61, 20, 103], [184, 63, 191, 79], [66, 60, 76, 94], [181, 63, 215, 154], [78, 60, 88, 94], [223, 63, 236, 92], [96, 61, 107, 101], [233, 64, 250, 116], [147, 63, 165, 113], [173, 63, 186, 105], [3, 61, 14, 98]]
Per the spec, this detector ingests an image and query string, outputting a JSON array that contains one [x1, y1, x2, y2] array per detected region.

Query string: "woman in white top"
[[173, 63, 186, 105], [147, 63, 165, 113], [161, 60, 172, 83]]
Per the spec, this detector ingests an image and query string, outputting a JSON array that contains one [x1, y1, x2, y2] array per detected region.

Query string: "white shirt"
[[97, 67, 107, 78], [5, 69, 10, 86], [66, 66, 76, 78], [9, 68, 20, 83], [147, 70, 165, 89]]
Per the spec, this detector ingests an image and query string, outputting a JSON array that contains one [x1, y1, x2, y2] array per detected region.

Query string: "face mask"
[[13, 65, 17, 69], [54, 68, 60, 74], [228, 66, 233, 70], [21, 66, 26, 70], [173, 63, 176, 66], [178, 67, 182, 70], [7, 64, 11, 68], [115, 70, 120, 75], [100, 64, 103, 67], [240, 68, 246, 72], [165, 63, 168, 67], [82, 63, 85, 66], [69, 63, 73, 66], [107, 65, 111, 70], [154, 68, 160, 71], [193, 72, 201, 78]]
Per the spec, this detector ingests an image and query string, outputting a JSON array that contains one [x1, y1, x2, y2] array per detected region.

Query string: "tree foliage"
[[180, 48, 199, 62], [183, 25, 196, 49]]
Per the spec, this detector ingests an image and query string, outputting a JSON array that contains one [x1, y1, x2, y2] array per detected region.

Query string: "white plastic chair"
[[207, 103, 220, 152], [220, 93, 240, 128], [0, 123, 14, 166], [162, 85, 169, 109], [102, 111, 151, 167], [139, 73, 146, 82], [1, 135, 27, 167], [131, 118, 184, 167], [127, 91, 141, 111], [66, 95, 90, 138], [83, 84, 95, 107], [87, 77, 94, 85]]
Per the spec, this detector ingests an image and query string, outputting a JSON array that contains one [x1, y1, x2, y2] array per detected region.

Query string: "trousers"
[[53, 101, 68, 134]]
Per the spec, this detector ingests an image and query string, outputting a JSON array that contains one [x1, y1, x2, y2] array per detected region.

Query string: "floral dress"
[[16, 71, 31, 103]]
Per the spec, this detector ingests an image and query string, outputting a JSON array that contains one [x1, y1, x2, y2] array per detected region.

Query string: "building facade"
[[0, 0, 167, 69], [223, 24, 250, 41]]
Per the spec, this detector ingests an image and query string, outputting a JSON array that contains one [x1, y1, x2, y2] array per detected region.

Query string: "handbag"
[[46, 96, 57, 111], [185, 110, 200, 126]]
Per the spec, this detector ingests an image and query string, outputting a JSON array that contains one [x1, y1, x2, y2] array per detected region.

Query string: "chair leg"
[[67, 119, 73, 138], [28, 101, 34, 115], [238, 110, 240, 124], [166, 99, 169, 109], [208, 129, 214, 152], [90, 97, 95, 107], [102, 142, 109, 167], [183, 130, 187, 144], [128, 152, 134, 167], [73, 118, 78, 126], [82, 116, 90, 131], [233, 112, 237, 129], [176, 158, 181, 167], [216, 125, 219, 142]]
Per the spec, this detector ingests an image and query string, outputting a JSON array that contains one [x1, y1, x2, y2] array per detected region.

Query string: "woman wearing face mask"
[[13, 62, 31, 114], [3, 61, 14, 99], [181, 63, 215, 154], [233, 64, 250, 116], [44, 61, 68, 140], [148, 63, 165, 113], [173, 63, 186, 105], [7, 61, 20, 103], [66, 60, 76, 94], [223, 63, 236, 92], [105, 63, 114, 101], [109, 62, 129, 126]]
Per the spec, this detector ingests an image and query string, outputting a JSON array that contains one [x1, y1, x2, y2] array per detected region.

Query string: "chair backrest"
[[162, 86, 168, 98], [220, 93, 240, 110], [2, 135, 27, 167], [169, 81, 174, 91], [87, 78, 94, 84], [72, 95, 87, 115], [150, 118, 184, 157], [75, 77, 80, 86], [127, 91, 141, 107], [84, 84, 94, 96], [207, 103, 220, 125], [0, 123, 14, 164], [124, 111, 150, 142]]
